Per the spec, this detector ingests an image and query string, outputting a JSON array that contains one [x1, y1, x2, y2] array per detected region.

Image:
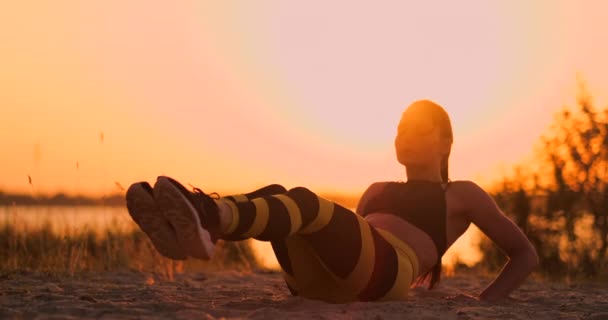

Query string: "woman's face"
[[395, 109, 449, 166]]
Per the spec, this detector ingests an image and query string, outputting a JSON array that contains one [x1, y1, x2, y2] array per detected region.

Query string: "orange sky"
[[1, 1, 608, 197]]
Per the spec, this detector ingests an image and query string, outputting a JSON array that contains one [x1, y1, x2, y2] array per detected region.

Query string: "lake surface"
[[0, 205, 483, 270]]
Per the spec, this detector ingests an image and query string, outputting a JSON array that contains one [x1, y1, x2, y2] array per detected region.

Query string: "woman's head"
[[394, 100, 453, 181]]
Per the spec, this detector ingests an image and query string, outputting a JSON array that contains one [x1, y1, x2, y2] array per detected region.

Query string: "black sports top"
[[360, 180, 449, 263]]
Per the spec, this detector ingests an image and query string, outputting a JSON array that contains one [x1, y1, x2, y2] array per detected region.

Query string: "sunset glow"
[[2, 1, 608, 197]]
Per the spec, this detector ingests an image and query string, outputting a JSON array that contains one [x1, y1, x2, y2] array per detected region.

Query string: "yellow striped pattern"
[[376, 228, 419, 278], [219, 190, 419, 302], [284, 224, 419, 302], [230, 194, 249, 202], [335, 214, 375, 295], [375, 228, 419, 301], [299, 198, 334, 234], [272, 194, 303, 236], [221, 200, 240, 234], [283, 236, 354, 303], [241, 198, 270, 238]]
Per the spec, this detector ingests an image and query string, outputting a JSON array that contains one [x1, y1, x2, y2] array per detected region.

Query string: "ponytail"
[[440, 155, 449, 183], [421, 155, 449, 290]]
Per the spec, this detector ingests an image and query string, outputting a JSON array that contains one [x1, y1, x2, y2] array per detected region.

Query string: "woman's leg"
[[218, 186, 418, 302], [218, 184, 287, 241], [221, 184, 287, 204], [218, 184, 295, 275], [154, 176, 417, 302]]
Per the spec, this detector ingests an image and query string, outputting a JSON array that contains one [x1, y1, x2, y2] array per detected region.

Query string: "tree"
[[480, 83, 608, 279]]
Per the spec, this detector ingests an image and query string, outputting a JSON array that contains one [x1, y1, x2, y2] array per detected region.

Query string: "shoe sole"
[[154, 177, 215, 260], [126, 182, 187, 260]]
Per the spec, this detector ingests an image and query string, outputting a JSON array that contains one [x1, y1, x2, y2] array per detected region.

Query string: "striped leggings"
[[219, 185, 419, 303]]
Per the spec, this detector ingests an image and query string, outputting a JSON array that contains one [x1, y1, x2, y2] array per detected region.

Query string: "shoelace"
[[190, 187, 220, 213], [192, 187, 220, 200], [189, 186, 221, 231]]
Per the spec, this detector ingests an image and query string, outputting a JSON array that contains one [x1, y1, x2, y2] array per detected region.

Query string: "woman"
[[126, 100, 538, 303]]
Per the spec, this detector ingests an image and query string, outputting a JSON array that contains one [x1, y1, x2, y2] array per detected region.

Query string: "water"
[[0, 205, 483, 270], [0, 205, 136, 236]]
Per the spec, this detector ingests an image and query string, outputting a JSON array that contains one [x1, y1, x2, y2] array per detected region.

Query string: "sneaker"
[[126, 182, 187, 260], [153, 176, 220, 260]]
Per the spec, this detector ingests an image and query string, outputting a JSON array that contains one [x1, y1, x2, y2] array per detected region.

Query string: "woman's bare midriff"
[[365, 213, 439, 276]]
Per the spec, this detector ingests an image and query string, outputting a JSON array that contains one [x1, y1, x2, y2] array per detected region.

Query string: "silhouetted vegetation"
[[0, 192, 126, 206], [0, 217, 260, 277], [480, 84, 608, 281]]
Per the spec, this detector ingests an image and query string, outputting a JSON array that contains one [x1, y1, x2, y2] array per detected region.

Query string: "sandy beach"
[[1, 270, 606, 320]]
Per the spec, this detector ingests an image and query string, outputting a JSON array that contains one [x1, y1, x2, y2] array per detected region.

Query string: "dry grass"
[[0, 209, 260, 279]]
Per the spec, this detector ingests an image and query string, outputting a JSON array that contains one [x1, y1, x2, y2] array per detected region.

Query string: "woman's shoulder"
[[446, 180, 500, 217], [357, 182, 393, 214], [445, 180, 491, 208], [367, 181, 400, 190], [368, 180, 487, 195], [446, 179, 485, 192]]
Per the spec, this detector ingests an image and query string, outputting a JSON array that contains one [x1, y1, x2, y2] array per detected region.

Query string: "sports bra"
[[360, 180, 449, 263]]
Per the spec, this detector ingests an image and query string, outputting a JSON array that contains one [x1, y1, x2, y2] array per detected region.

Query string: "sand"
[[1, 270, 606, 320]]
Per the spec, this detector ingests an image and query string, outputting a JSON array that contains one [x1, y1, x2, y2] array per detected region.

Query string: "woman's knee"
[[249, 184, 287, 198], [286, 186, 317, 200], [264, 184, 287, 194]]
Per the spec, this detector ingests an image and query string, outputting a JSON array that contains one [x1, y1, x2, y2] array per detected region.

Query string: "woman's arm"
[[460, 181, 539, 302]]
